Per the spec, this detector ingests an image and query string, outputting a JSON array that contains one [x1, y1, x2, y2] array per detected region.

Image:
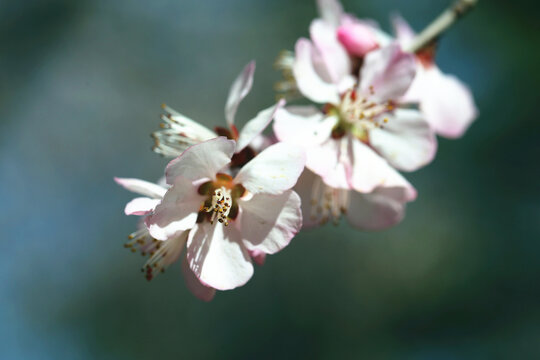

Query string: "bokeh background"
[[2, 0, 539, 358]]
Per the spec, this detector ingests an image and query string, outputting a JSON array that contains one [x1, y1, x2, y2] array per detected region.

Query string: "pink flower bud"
[[337, 23, 378, 57]]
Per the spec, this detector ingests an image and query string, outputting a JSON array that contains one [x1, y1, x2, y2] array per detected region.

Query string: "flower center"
[[203, 186, 233, 226], [330, 87, 393, 142], [310, 176, 350, 225], [198, 173, 246, 226]]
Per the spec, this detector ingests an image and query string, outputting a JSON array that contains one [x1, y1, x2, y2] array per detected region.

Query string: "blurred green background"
[[1, 0, 539, 358]]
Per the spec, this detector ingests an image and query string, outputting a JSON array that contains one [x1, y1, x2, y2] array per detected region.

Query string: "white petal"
[[273, 107, 347, 189], [114, 177, 167, 198], [187, 223, 253, 291], [346, 185, 415, 230], [225, 61, 255, 127], [165, 137, 235, 184], [407, 67, 478, 138], [349, 138, 416, 197], [236, 99, 285, 152], [248, 134, 274, 153], [292, 169, 321, 229], [124, 197, 161, 216], [307, 136, 351, 189], [238, 190, 302, 254], [316, 0, 343, 27], [181, 254, 216, 302], [145, 176, 203, 240], [359, 43, 416, 102], [309, 19, 351, 84], [391, 13, 416, 46], [369, 109, 437, 171], [374, 29, 394, 47], [273, 106, 329, 146], [293, 38, 340, 104], [234, 142, 306, 195], [337, 74, 357, 93]]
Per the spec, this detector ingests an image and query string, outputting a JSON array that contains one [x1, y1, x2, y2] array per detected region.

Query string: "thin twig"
[[404, 0, 479, 53]]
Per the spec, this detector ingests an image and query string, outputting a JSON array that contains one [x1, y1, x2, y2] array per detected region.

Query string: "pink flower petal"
[[238, 190, 302, 255], [407, 67, 478, 138], [236, 99, 285, 152], [234, 142, 306, 195], [165, 137, 235, 185], [225, 61, 255, 127], [369, 109, 437, 171], [309, 19, 351, 84], [181, 254, 216, 302], [340, 16, 393, 47], [186, 223, 253, 291], [293, 38, 340, 104], [391, 13, 416, 46], [309, 136, 351, 189], [349, 138, 416, 198], [114, 177, 167, 198], [124, 197, 161, 216], [359, 43, 416, 102], [346, 185, 414, 230], [145, 176, 204, 240], [273, 107, 348, 189], [337, 22, 379, 57]]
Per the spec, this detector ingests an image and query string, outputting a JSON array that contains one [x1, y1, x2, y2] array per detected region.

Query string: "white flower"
[[152, 61, 284, 159], [145, 137, 305, 290]]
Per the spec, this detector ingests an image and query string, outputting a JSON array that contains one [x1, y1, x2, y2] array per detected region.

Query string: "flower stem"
[[404, 0, 479, 53]]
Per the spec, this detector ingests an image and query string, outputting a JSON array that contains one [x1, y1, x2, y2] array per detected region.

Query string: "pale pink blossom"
[[145, 137, 305, 290], [392, 15, 478, 138], [275, 0, 383, 98], [275, 42, 436, 195], [114, 177, 216, 301], [153, 61, 284, 159], [279, 1, 477, 140]]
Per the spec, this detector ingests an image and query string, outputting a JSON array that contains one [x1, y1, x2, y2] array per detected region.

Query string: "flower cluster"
[[116, 0, 478, 300]]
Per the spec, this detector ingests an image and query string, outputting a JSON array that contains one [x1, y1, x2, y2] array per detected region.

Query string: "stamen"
[[310, 177, 349, 225], [152, 105, 216, 158], [142, 233, 186, 281], [203, 186, 233, 226], [125, 227, 160, 256], [336, 87, 395, 142]]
